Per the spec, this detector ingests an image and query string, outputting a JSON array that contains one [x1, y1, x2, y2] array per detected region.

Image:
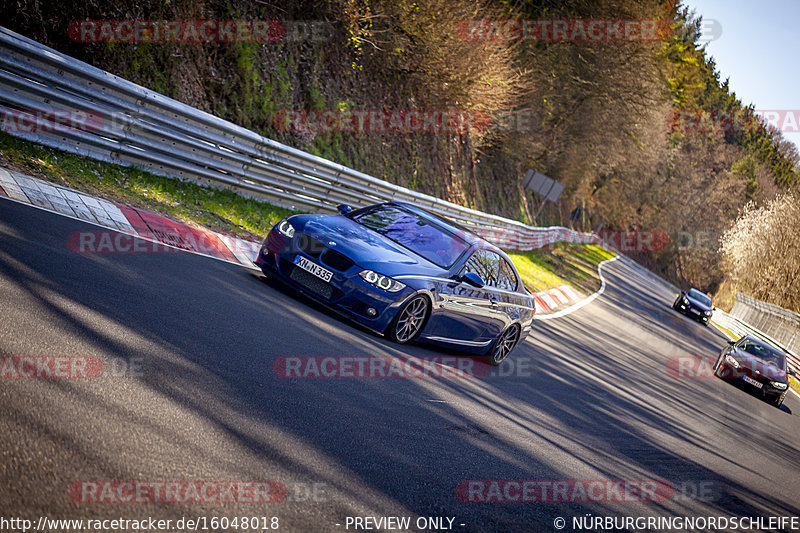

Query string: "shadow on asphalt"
[[1, 199, 798, 531]]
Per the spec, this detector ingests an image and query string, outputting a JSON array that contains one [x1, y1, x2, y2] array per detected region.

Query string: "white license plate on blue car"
[[294, 255, 333, 282]]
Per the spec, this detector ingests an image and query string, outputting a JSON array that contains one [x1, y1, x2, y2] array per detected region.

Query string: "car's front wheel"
[[488, 325, 521, 366], [713, 356, 723, 377], [386, 295, 430, 344], [771, 395, 784, 408]]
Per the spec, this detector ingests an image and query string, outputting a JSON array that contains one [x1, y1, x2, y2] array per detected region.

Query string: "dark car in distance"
[[255, 202, 536, 365], [713, 335, 795, 407], [673, 288, 714, 325]]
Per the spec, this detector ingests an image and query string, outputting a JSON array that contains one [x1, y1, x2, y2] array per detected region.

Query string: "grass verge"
[[790, 376, 800, 397], [508, 244, 617, 295], [709, 320, 737, 341], [0, 131, 296, 241]]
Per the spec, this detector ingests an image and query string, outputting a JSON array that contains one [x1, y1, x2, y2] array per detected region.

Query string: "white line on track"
[[533, 256, 619, 321]]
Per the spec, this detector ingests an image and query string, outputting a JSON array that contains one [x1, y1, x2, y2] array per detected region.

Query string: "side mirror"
[[727, 340, 736, 346], [788, 368, 797, 378], [461, 272, 485, 288], [337, 204, 354, 215]]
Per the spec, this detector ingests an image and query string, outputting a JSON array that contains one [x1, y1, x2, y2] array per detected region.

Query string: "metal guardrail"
[[730, 292, 800, 354], [0, 26, 599, 251]]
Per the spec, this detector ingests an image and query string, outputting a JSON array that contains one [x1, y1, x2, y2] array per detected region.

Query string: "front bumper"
[[716, 363, 789, 401], [255, 232, 413, 334], [676, 302, 711, 323]]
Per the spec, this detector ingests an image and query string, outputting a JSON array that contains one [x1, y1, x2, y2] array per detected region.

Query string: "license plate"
[[743, 375, 763, 389], [294, 255, 333, 282], [690, 308, 700, 315]]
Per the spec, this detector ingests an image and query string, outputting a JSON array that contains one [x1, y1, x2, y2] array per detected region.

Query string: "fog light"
[[366, 307, 378, 317]]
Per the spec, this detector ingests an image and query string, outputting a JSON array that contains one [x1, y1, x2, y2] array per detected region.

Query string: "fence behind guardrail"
[[730, 292, 800, 358]]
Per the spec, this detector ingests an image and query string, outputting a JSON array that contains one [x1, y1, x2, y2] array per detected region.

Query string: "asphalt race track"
[[1, 197, 799, 532]]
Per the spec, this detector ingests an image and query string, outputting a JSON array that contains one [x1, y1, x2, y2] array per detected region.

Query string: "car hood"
[[730, 351, 788, 381], [300, 215, 448, 277], [685, 295, 712, 312]]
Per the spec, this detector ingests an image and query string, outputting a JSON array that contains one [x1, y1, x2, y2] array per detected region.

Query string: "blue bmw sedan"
[[255, 202, 535, 365]]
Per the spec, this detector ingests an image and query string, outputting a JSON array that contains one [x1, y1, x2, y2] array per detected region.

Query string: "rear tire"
[[487, 325, 521, 366], [386, 295, 430, 344]]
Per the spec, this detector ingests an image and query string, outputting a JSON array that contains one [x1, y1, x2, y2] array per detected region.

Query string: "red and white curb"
[[534, 257, 619, 320], [0, 167, 261, 268], [533, 286, 582, 314]]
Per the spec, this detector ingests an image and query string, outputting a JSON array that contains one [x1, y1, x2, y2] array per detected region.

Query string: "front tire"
[[713, 357, 723, 378], [386, 295, 430, 344], [487, 325, 521, 366]]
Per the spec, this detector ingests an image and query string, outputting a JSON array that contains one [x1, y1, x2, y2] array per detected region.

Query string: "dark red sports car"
[[713, 335, 795, 407]]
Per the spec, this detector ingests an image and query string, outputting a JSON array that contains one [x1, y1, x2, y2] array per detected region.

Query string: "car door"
[[424, 249, 509, 345], [468, 250, 517, 340]]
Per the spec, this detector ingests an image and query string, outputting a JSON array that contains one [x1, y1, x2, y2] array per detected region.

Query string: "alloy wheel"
[[489, 325, 520, 366], [391, 296, 429, 344]]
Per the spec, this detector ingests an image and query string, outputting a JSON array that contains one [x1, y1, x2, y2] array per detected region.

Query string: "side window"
[[465, 250, 518, 290], [497, 258, 518, 291], [464, 250, 498, 287]]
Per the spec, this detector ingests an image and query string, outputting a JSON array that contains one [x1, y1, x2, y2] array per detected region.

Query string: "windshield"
[[351, 204, 469, 269], [688, 289, 712, 306], [738, 340, 786, 369]]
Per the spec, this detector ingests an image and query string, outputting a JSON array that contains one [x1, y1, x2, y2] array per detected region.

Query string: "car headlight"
[[704, 310, 712, 316], [725, 355, 740, 368], [277, 219, 295, 238], [772, 381, 788, 390], [682, 298, 689, 305], [359, 270, 406, 293]]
